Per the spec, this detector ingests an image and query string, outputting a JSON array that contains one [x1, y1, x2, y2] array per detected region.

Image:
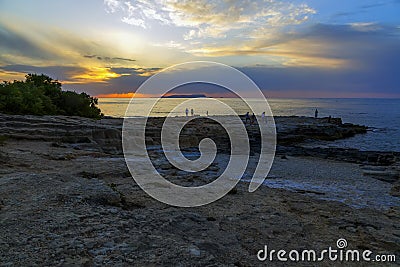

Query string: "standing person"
[[251, 113, 256, 125], [315, 109, 319, 118], [185, 108, 189, 117], [261, 111, 266, 124], [245, 112, 250, 125], [206, 110, 209, 117], [191, 108, 194, 116]]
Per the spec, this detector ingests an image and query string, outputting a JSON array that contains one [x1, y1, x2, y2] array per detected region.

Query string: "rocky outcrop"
[[274, 116, 367, 144], [0, 113, 123, 154], [0, 113, 370, 156], [142, 116, 367, 147]]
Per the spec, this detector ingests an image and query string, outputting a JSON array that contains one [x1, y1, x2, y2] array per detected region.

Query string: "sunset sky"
[[0, 0, 399, 98]]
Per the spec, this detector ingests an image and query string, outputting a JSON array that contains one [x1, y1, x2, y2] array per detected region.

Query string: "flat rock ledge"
[[0, 113, 367, 154]]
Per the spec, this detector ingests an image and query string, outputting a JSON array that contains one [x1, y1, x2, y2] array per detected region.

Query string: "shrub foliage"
[[0, 74, 102, 118]]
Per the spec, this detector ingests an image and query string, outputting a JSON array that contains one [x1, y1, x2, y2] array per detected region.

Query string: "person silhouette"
[[261, 111, 267, 124], [315, 109, 319, 118], [245, 112, 250, 125], [251, 113, 256, 125], [185, 108, 189, 117], [191, 108, 194, 116]]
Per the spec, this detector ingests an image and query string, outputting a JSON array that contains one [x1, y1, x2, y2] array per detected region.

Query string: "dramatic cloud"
[[0, 63, 167, 98], [1, 1, 399, 97], [0, 22, 103, 67], [188, 23, 400, 69], [2, 21, 399, 98], [0, 18, 154, 84], [86, 23, 400, 97], [104, 0, 316, 40], [0, 18, 147, 69]]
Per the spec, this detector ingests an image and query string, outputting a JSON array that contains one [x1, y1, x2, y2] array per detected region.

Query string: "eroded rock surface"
[[1, 140, 399, 266], [0, 113, 367, 155], [0, 114, 399, 265]]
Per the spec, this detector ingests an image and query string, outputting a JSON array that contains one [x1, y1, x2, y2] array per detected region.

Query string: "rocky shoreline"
[[0, 113, 399, 265], [0, 113, 369, 153], [1, 113, 398, 187]]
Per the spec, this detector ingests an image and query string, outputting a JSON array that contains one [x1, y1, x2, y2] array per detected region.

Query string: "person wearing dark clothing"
[[245, 112, 250, 125], [251, 113, 256, 125], [315, 109, 319, 118]]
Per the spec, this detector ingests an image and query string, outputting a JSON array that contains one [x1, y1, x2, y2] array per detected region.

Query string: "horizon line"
[[96, 92, 400, 99]]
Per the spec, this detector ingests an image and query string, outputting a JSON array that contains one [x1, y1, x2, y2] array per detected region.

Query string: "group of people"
[[185, 108, 209, 117], [184, 108, 322, 123], [244, 111, 268, 126], [185, 108, 194, 117]]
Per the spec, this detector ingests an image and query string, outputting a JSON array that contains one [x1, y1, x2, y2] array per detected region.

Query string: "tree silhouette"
[[0, 74, 103, 118]]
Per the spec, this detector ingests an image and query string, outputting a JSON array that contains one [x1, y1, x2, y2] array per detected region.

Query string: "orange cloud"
[[71, 67, 122, 83]]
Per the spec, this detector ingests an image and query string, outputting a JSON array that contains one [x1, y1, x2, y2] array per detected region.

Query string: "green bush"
[[0, 74, 102, 118]]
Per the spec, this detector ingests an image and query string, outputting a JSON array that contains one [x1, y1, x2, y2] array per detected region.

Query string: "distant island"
[[162, 94, 207, 98]]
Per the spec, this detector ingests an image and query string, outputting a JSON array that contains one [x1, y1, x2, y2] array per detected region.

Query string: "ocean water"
[[98, 98, 400, 152]]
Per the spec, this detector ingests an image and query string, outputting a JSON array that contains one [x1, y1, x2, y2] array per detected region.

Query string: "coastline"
[[0, 113, 399, 265], [97, 97, 400, 153]]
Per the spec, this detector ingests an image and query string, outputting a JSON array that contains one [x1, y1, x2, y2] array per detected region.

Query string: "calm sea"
[[98, 98, 400, 152]]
